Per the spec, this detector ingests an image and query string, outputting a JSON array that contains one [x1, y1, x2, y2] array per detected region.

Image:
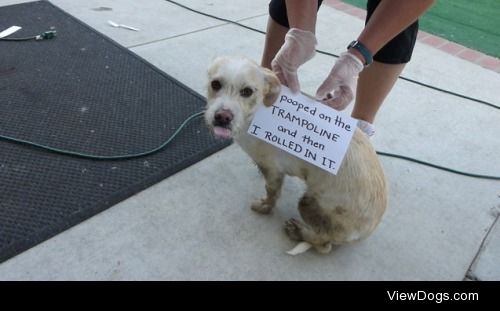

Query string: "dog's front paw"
[[251, 199, 274, 214], [284, 218, 303, 241]]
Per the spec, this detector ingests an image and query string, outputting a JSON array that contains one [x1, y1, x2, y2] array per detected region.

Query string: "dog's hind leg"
[[251, 165, 284, 214], [284, 195, 338, 253]]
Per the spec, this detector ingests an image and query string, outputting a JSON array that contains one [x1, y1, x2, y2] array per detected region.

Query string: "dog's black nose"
[[214, 109, 233, 127]]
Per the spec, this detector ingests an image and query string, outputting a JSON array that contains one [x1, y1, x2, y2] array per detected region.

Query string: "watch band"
[[347, 40, 373, 66]]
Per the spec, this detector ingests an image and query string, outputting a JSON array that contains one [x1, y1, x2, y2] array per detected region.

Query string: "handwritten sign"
[[248, 86, 357, 175]]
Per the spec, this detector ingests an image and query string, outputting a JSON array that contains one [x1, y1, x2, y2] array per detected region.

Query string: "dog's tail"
[[286, 241, 312, 255], [286, 241, 333, 255]]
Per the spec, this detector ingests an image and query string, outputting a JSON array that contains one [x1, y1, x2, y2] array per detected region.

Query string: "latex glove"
[[315, 52, 364, 110], [271, 28, 317, 93]]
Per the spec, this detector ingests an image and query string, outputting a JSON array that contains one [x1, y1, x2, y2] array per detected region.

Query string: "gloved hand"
[[271, 28, 317, 94], [315, 52, 364, 110]]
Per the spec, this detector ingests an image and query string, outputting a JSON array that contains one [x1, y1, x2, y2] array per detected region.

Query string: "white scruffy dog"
[[205, 56, 387, 254]]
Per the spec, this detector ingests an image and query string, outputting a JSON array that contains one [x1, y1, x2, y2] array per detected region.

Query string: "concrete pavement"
[[0, 0, 498, 280]]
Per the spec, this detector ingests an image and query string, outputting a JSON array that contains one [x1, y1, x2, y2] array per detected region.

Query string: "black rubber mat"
[[0, 1, 228, 263]]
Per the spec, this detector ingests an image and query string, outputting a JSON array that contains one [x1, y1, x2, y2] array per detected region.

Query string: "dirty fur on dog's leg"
[[285, 218, 333, 254], [286, 194, 337, 254], [251, 165, 284, 214]]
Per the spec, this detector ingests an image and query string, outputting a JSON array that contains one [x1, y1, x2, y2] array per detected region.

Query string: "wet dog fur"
[[205, 56, 387, 253]]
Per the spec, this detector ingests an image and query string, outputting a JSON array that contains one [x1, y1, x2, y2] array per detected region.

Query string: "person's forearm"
[[357, 0, 434, 55], [285, 0, 319, 32]]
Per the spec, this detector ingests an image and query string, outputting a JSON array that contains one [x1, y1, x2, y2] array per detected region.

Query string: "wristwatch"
[[347, 40, 373, 66]]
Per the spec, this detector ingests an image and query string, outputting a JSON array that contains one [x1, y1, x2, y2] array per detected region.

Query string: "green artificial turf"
[[339, 0, 500, 58]]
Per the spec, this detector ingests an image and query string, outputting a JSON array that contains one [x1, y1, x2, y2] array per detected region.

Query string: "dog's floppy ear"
[[207, 57, 225, 81], [262, 68, 281, 107]]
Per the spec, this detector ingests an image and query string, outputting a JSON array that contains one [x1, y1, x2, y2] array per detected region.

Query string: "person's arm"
[[270, 1, 320, 93], [317, 0, 435, 109], [285, 0, 319, 32], [351, 0, 435, 63]]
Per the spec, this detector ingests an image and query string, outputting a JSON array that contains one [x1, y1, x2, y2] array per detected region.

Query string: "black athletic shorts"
[[269, 0, 418, 64]]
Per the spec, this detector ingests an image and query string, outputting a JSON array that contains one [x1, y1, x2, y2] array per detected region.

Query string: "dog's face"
[[205, 56, 281, 139]]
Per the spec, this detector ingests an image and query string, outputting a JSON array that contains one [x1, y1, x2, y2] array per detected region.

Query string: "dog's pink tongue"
[[213, 126, 232, 139]]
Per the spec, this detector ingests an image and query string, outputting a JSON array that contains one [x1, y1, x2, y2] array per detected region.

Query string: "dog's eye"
[[240, 87, 253, 98], [211, 80, 222, 91]]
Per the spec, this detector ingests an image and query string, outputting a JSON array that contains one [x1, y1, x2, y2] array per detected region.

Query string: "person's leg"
[[351, 61, 405, 124], [261, 17, 288, 70]]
